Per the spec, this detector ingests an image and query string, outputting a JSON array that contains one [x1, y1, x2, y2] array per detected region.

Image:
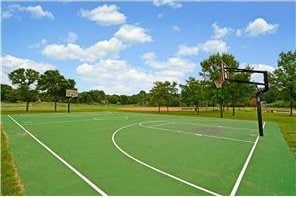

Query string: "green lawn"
[[1, 111, 295, 195]]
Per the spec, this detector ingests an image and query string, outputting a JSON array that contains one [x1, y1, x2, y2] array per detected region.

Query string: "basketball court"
[[2, 111, 295, 195]]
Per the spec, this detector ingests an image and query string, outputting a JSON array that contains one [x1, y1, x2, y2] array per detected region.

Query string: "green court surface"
[[1, 112, 295, 195]]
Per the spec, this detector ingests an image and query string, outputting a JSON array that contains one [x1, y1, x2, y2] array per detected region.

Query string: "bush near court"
[[1, 125, 24, 195]]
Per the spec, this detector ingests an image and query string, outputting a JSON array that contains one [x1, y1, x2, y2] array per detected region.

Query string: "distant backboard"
[[66, 89, 78, 98]]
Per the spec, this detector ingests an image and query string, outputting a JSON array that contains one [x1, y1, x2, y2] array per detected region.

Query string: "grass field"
[[1, 111, 295, 195]]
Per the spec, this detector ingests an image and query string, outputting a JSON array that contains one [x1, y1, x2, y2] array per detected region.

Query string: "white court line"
[[112, 122, 221, 196], [229, 122, 265, 196], [152, 122, 174, 127], [23, 117, 129, 125], [140, 123, 254, 144], [8, 115, 108, 196]]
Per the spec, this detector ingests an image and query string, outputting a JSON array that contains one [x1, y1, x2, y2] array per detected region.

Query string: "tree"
[[180, 77, 205, 114], [89, 90, 106, 104], [38, 70, 75, 111], [200, 53, 239, 118], [274, 50, 296, 115], [137, 90, 147, 106], [1, 84, 13, 102], [226, 66, 253, 116], [149, 81, 177, 113], [8, 68, 39, 112]]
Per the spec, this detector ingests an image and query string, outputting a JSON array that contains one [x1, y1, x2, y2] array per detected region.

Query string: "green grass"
[[1, 111, 295, 195], [1, 102, 118, 114], [1, 125, 24, 195]]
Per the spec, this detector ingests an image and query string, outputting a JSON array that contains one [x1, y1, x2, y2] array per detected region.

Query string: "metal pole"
[[68, 98, 70, 113], [256, 94, 264, 136]]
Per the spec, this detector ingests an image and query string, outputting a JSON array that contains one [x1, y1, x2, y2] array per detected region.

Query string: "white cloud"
[[1, 55, 56, 85], [142, 52, 157, 63], [42, 38, 123, 62], [212, 23, 232, 39], [76, 47, 198, 95], [41, 24, 152, 63], [142, 52, 197, 81], [176, 45, 199, 57], [172, 25, 181, 32], [236, 18, 279, 37], [76, 59, 153, 95], [80, 4, 126, 26], [153, 0, 182, 9], [2, 4, 54, 20], [235, 29, 243, 37], [65, 31, 78, 43], [201, 39, 229, 53], [114, 24, 153, 44], [240, 63, 275, 84]]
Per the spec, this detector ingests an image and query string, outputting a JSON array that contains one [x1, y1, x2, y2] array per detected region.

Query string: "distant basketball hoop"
[[66, 89, 78, 113], [66, 89, 78, 98]]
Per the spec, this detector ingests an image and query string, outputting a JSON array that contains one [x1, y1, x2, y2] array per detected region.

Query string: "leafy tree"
[[226, 67, 253, 116], [1, 84, 13, 102], [200, 53, 239, 118], [273, 50, 296, 115], [8, 68, 39, 112], [180, 77, 206, 114], [107, 94, 120, 104], [89, 90, 106, 104], [149, 81, 177, 113], [38, 70, 75, 111], [137, 90, 147, 106]]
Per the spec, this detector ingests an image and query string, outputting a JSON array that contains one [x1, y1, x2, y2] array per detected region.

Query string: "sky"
[[1, 0, 295, 95]]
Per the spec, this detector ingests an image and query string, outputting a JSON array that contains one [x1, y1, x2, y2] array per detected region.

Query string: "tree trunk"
[[166, 103, 169, 113], [54, 100, 57, 112], [26, 100, 29, 112], [220, 102, 223, 118], [158, 103, 160, 113], [290, 100, 293, 116], [232, 101, 235, 116]]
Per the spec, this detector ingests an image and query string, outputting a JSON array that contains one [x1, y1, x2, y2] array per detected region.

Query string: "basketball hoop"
[[214, 77, 224, 88]]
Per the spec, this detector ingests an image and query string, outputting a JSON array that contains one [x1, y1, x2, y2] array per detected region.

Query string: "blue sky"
[[2, 1, 295, 95]]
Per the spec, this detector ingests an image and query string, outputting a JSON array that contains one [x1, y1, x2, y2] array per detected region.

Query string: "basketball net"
[[214, 77, 224, 88]]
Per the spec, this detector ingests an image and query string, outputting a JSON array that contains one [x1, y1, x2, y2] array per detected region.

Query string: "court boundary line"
[[140, 123, 254, 143], [229, 122, 265, 196], [112, 121, 221, 196], [8, 115, 108, 196]]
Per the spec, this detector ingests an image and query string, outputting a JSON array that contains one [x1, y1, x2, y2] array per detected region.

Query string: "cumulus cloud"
[[65, 31, 78, 43], [201, 39, 229, 53], [1, 55, 56, 85], [76, 46, 198, 95], [142, 52, 197, 81], [80, 4, 126, 26], [236, 18, 278, 37], [42, 23, 153, 62], [240, 63, 275, 85], [2, 4, 54, 20], [114, 24, 153, 44], [212, 23, 233, 39], [42, 38, 124, 62], [76, 59, 153, 95], [153, 0, 182, 9], [176, 45, 199, 57]]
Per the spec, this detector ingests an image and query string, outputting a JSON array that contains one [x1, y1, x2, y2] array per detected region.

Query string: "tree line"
[[1, 51, 295, 115]]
